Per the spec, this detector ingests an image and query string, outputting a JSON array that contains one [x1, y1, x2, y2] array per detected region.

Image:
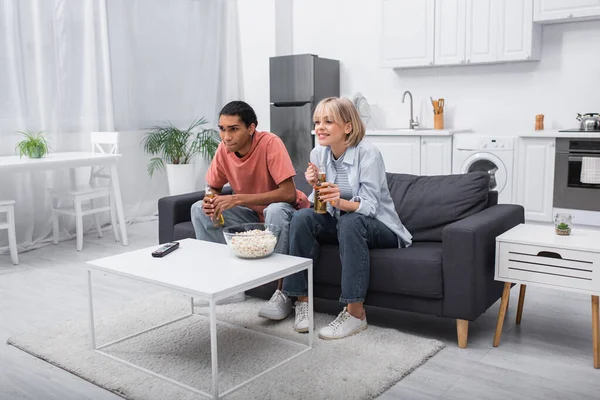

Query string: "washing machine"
[[452, 134, 515, 204]]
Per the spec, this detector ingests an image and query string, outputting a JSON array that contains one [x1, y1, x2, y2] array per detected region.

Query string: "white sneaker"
[[258, 290, 293, 320], [318, 307, 367, 340], [293, 301, 310, 333]]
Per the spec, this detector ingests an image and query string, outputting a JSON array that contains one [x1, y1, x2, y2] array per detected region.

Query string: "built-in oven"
[[554, 138, 600, 211]]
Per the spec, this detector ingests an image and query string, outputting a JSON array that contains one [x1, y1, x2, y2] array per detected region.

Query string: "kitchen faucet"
[[402, 90, 419, 129]]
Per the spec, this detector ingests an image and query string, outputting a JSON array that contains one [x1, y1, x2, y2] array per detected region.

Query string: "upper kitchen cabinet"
[[498, 0, 542, 61], [381, 0, 435, 68], [434, 0, 467, 65], [534, 0, 600, 23], [465, 0, 499, 63], [383, 0, 541, 68]]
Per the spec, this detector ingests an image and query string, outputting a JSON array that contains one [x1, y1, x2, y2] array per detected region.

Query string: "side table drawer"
[[498, 242, 599, 291]]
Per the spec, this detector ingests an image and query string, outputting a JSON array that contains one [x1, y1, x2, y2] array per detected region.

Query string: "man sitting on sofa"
[[191, 100, 309, 319]]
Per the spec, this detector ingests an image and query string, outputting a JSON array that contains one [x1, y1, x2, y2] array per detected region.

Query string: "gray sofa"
[[158, 172, 524, 347]]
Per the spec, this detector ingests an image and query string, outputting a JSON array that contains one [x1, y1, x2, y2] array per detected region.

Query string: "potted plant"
[[142, 118, 220, 195], [554, 213, 573, 236], [15, 130, 50, 159]]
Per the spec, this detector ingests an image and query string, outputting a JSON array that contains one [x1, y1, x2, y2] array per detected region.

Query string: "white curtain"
[[0, 0, 243, 254]]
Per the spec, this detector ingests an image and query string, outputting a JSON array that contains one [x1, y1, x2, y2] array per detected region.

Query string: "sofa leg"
[[457, 319, 469, 349]]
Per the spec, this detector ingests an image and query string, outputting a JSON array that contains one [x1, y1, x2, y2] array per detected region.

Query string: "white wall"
[[290, 0, 600, 133], [237, 0, 276, 132]]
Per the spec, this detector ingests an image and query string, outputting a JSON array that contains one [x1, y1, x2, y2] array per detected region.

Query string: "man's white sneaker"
[[318, 307, 367, 340], [258, 290, 293, 320], [293, 301, 310, 333]]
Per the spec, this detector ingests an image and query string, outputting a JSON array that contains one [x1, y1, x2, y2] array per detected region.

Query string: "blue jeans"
[[282, 208, 398, 303], [190, 201, 296, 255]]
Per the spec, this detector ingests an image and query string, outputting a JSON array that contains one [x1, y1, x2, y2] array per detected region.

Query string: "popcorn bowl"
[[222, 223, 281, 259]]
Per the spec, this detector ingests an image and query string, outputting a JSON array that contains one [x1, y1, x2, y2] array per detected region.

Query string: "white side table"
[[494, 223, 600, 368]]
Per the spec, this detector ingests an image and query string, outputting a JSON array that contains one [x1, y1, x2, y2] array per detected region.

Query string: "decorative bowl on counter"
[[554, 213, 573, 236], [222, 223, 281, 259]]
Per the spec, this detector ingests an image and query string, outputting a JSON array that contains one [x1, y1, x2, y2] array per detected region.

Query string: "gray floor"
[[1, 221, 599, 400]]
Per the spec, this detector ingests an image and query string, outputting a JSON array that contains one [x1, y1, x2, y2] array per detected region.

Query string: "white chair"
[[0, 200, 18, 265], [51, 132, 120, 251]]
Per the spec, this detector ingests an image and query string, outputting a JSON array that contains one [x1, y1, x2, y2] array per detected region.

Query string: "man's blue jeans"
[[191, 201, 296, 255], [282, 208, 398, 304]]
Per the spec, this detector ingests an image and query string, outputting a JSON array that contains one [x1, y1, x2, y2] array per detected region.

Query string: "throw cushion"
[[386, 172, 490, 242]]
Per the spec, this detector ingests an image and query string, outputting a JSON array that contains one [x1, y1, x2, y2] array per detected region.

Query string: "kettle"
[[577, 113, 600, 131]]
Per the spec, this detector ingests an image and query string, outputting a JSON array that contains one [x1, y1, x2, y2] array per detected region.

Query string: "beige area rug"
[[7, 293, 445, 400]]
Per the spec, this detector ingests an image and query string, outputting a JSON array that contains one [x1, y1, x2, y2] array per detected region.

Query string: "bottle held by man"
[[204, 185, 225, 226]]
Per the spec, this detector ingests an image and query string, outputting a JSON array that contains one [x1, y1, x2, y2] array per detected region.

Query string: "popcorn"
[[228, 229, 277, 258]]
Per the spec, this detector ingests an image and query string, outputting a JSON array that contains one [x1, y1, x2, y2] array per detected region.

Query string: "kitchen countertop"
[[364, 128, 471, 136], [518, 130, 600, 138]]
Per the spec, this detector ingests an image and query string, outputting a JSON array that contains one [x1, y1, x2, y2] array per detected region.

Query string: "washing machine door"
[[461, 152, 507, 193]]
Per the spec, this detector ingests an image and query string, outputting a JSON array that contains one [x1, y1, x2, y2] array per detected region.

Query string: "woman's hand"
[[318, 182, 340, 207], [305, 162, 319, 187]]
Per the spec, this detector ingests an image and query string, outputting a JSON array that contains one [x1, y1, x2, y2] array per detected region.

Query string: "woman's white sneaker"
[[293, 301, 310, 333], [318, 307, 367, 340], [258, 290, 293, 320]]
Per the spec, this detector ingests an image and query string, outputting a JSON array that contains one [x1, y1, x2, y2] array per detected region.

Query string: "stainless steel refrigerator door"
[[270, 54, 314, 104], [270, 103, 314, 170]]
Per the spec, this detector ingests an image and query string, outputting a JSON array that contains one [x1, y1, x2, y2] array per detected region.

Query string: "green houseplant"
[[142, 118, 220, 195], [15, 130, 50, 159]]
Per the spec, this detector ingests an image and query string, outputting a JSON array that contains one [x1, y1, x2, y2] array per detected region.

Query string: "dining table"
[[0, 152, 128, 246]]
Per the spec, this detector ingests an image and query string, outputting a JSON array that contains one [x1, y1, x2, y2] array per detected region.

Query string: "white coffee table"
[[494, 223, 600, 368], [85, 238, 313, 399]]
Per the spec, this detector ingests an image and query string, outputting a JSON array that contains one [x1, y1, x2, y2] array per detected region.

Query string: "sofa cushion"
[[386, 171, 490, 242], [314, 242, 443, 299], [173, 221, 196, 241]]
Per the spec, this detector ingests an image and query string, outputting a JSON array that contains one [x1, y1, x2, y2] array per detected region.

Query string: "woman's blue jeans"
[[282, 208, 398, 304]]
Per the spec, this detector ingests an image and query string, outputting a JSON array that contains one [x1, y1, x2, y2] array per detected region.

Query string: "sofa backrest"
[[386, 172, 490, 242]]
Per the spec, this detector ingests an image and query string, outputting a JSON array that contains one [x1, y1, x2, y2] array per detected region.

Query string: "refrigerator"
[[270, 54, 340, 170]]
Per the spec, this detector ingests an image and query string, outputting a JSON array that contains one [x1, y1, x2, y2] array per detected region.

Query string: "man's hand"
[[318, 182, 340, 207], [305, 162, 318, 187], [212, 195, 241, 219], [202, 196, 215, 217]]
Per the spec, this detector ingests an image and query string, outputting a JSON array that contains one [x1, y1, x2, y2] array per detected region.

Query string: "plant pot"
[[555, 228, 571, 236], [29, 145, 45, 159], [165, 163, 196, 195]]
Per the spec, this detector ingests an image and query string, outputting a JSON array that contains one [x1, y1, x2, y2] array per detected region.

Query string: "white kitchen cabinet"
[[366, 136, 421, 175], [466, 0, 498, 63], [514, 137, 556, 222], [498, 0, 542, 61], [384, 0, 540, 68], [420, 136, 453, 176], [534, 0, 600, 22], [434, 0, 467, 65], [381, 0, 435, 68]]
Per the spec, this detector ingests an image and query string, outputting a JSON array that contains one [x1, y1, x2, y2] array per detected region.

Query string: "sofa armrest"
[[441, 204, 524, 321], [157, 186, 233, 243]]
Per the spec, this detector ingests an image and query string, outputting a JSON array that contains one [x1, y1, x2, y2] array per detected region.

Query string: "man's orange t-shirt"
[[206, 130, 310, 220]]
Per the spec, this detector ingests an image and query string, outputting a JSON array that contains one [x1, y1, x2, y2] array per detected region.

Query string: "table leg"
[[87, 270, 97, 349], [593, 296, 599, 369], [210, 299, 219, 399], [109, 164, 128, 246], [308, 264, 314, 348], [493, 282, 511, 347], [516, 284, 527, 324]]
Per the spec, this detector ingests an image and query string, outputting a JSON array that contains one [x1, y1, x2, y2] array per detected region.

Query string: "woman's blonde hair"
[[313, 97, 366, 147]]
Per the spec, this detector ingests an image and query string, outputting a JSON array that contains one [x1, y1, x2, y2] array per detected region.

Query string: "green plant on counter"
[[142, 118, 221, 177], [15, 131, 50, 159], [556, 222, 570, 231]]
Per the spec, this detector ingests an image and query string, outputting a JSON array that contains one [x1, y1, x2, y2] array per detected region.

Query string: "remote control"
[[152, 242, 180, 258]]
